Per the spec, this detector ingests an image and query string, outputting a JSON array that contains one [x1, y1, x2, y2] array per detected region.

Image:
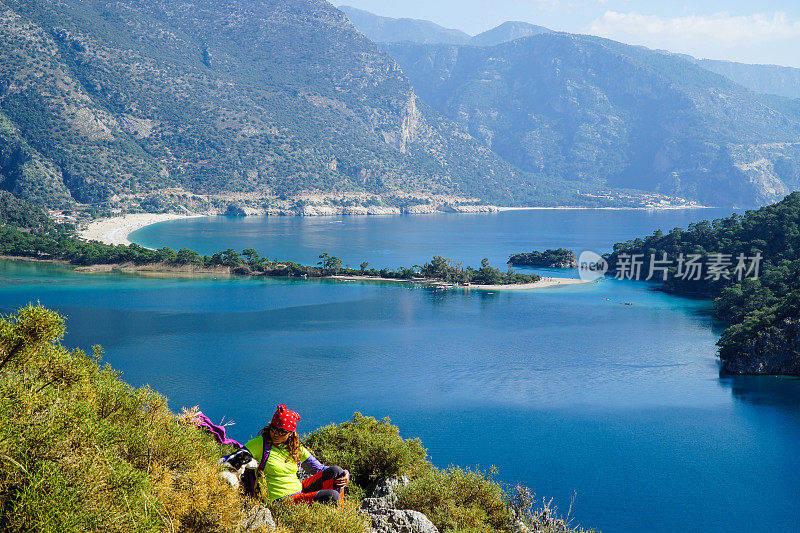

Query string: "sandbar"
[[333, 275, 591, 290]]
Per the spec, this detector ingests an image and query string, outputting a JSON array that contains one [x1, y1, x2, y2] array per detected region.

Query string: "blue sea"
[[2, 208, 799, 532]]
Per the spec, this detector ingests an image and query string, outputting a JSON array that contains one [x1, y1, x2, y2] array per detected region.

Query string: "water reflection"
[[720, 373, 800, 414]]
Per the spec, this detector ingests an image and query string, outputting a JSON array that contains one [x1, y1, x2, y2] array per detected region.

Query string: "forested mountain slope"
[[605, 191, 800, 374], [0, 0, 564, 209]]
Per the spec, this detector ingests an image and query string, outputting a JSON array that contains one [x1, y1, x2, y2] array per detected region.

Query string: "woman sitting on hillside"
[[243, 404, 349, 504]]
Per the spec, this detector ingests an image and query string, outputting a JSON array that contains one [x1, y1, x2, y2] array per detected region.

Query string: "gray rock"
[[360, 497, 393, 514], [362, 478, 438, 533], [369, 476, 409, 499], [367, 509, 439, 533], [239, 505, 275, 532]]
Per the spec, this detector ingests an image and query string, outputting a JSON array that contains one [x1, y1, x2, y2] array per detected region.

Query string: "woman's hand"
[[333, 469, 350, 488]]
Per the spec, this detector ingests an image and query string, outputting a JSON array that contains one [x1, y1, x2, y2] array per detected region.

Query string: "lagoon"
[[3, 208, 799, 532]]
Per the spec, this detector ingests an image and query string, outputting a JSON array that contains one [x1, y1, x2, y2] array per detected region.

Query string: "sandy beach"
[[466, 276, 590, 290], [79, 213, 206, 246], [334, 275, 590, 290]]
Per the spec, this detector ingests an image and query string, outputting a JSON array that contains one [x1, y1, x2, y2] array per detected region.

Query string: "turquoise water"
[[3, 208, 799, 532]]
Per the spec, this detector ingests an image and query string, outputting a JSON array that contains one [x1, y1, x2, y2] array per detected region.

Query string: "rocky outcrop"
[[237, 475, 439, 533], [299, 205, 404, 216], [403, 204, 498, 214], [360, 476, 439, 533], [366, 507, 439, 533], [720, 317, 800, 375], [239, 505, 276, 532], [229, 203, 500, 216]]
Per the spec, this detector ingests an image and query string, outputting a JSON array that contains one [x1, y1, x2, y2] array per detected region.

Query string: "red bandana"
[[271, 404, 300, 432]]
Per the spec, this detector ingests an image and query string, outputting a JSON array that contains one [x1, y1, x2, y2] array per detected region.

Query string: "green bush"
[[303, 412, 430, 487], [0, 305, 242, 532], [396, 466, 512, 532]]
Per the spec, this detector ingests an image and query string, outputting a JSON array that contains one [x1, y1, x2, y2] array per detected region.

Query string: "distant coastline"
[[79, 204, 715, 248], [497, 205, 713, 211], [332, 274, 590, 291]]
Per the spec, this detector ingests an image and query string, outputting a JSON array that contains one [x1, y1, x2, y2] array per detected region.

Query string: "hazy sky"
[[338, 1, 800, 67]]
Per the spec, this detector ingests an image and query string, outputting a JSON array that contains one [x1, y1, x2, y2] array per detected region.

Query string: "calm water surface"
[[3, 208, 799, 533], [131, 208, 738, 269]]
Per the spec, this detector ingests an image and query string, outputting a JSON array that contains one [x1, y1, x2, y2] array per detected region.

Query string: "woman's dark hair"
[[260, 423, 302, 464]]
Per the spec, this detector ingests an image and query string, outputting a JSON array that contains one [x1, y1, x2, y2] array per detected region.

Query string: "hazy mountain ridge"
[[339, 6, 552, 48], [338, 5, 471, 45], [468, 21, 552, 47], [340, 6, 800, 102], [383, 33, 800, 207], [0, 0, 562, 209], [694, 58, 800, 100]]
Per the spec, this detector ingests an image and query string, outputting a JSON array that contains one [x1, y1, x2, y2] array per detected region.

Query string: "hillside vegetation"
[[0, 0, 581, 209], [0, 305, 245, 531], [0, 305, 589, 532]]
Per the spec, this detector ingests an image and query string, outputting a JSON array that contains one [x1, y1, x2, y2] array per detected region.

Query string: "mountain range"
[[341, 6, 800, 100], [341, 7, 800, 207], [1, 0, 799, 211], [383, 35, 800, 207]]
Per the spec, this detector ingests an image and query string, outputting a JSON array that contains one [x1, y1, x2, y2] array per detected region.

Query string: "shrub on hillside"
[[303, 412, 430, 487], [396, 466, 513, 532], [0, 305, 242, 532]]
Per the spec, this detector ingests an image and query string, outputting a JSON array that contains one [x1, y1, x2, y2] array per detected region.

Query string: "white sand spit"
[[333, 275, 591, 290]]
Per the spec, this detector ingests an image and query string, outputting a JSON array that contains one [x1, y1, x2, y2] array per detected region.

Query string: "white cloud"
[[587, 11, 800, 66], [531, 0, 607, 13]]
